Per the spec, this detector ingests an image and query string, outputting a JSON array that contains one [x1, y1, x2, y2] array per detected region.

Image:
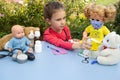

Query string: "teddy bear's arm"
[[99, 50, 111, 57]]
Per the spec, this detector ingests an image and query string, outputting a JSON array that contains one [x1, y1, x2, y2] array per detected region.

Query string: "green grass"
[[95, 0, 119, 5]]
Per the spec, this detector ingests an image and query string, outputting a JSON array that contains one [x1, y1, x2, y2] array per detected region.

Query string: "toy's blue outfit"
[[8, 37, 31, 54]]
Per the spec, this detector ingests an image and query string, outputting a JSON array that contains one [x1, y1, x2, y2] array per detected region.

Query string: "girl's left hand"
[[72, 39, 80, 42], [69, 39, 80, 43]]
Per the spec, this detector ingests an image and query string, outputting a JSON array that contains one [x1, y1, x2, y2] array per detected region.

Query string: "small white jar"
[[34, 40, 42, 53]]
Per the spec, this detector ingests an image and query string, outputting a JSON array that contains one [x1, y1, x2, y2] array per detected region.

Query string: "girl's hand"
[[72, 39, 91, 50], [72, 43, 81, 49], [69, 39, 80, 43], [72, 39, 80, 42], [81, 41, 91, 50]]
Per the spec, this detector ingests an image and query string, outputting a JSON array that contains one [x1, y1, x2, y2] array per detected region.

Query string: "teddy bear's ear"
[[111, 31, 120, 44], [34, 27, 41, 38], [115, 34, 120, 44], [35, 27, 40, 31], [110, 31, 116, 36]]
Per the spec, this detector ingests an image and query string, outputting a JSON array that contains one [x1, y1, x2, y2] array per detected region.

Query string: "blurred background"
[[0, 0, 120, 39]]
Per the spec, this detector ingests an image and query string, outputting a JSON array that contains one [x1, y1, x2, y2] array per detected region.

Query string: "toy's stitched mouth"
[[103, 45, 116, 49], [103, 45, 107, 49]]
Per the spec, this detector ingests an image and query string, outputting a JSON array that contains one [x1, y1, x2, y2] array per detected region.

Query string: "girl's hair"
[[84, 3, 116, 22], [43, 1, 65, 20]]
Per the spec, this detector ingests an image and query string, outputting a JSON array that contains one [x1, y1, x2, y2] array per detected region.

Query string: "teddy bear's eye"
[[107, 40, 109, 42]]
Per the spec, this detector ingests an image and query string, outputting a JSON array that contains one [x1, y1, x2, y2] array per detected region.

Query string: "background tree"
[[114, 0, 120, 34]]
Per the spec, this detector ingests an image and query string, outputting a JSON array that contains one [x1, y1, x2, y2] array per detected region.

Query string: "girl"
[[43, 1, 91, 50]]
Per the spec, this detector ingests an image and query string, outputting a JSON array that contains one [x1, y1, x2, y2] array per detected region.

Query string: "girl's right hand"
[[72, 41, 91, 50], [81, 41, 91, 50], [72, 43, 82, 49]]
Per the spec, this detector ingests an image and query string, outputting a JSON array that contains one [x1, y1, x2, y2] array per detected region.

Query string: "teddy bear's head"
[[102, 32, 120, 49], [24, 27, 40, 40]]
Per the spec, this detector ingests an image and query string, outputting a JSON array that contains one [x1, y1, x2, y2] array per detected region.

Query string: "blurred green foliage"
[[0, 0, 119, 39], [114, 0, 120, 34]]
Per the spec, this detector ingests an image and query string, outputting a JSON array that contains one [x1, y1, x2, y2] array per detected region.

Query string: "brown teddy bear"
[[0, 25, 40, 51]]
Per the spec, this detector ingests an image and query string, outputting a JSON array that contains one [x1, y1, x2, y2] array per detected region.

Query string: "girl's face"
[[47, 9, 66, 33]]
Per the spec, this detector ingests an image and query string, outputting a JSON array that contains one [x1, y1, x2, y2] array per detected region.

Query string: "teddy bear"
[[92, 32, 120, 65], [0, 25, 40, 51]]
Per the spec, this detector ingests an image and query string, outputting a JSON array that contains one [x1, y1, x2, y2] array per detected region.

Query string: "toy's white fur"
[[97, 32, 120, 65]]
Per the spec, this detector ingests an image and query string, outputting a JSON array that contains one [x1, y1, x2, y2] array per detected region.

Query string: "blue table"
[[0, 41, 120, 80]]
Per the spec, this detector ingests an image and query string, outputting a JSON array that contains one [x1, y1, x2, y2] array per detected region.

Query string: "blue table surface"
[[0, 41, 120, 80]]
